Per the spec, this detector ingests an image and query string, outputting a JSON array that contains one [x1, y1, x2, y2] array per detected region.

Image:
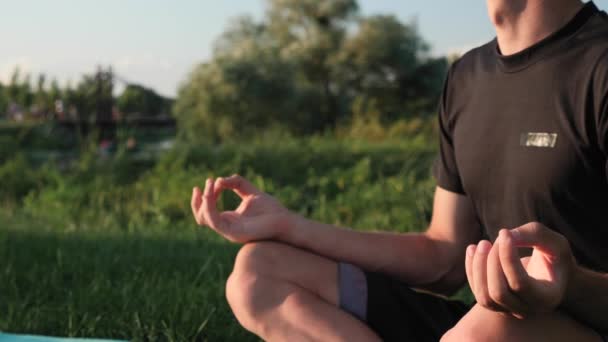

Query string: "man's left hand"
[[465, 222, 578, 319]]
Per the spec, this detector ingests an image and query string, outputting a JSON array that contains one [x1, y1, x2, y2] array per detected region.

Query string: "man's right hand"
[[191, 175, 294, 243]]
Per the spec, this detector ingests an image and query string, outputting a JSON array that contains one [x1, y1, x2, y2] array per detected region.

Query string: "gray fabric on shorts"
[[338, 262, 368, 322]]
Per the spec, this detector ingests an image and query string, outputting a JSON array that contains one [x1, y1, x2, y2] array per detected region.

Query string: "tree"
[[0, 83, 7, 116], [67, 66, 114, 123], [6, 68, 21, 104], [174, 0, 447, 141], [117, 84, 171, 118], [33, 74, 49, 115], [48, 79, 62, 105], [20, 74, 33, 109], [6, 68, 34, 109], [267, 0, 359, 129], [175, 23, 299, 141], [338, 15, 447, 122]]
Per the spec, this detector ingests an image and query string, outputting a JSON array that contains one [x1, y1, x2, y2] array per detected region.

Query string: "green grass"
[[0, 215, 253, 341], [0, 127, 474, 341]]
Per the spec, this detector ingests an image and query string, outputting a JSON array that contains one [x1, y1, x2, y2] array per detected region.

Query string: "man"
[[191, 0, 608, 340]]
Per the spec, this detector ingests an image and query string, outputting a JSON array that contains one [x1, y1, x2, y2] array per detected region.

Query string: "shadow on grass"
[[0, 228, 258, 342]]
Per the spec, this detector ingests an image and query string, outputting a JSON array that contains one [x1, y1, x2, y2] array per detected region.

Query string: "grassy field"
[[0, 123, 471, 341], [1, 217, 246, 341]]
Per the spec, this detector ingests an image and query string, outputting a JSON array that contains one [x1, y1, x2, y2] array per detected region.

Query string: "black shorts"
[[338, 263, 608, 342], [338, 262, 470, 341]]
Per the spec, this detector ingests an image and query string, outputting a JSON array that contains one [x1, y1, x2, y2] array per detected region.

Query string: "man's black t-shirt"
[[434, 1, 608, 271]]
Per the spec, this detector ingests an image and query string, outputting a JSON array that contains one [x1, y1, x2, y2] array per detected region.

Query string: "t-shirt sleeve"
[[601, 100, 608, 180], [594, 50, 608, 180], [432, 66, 466, 195]]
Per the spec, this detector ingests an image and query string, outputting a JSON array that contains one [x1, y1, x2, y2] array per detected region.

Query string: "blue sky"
[[1, 0, 606, 97]]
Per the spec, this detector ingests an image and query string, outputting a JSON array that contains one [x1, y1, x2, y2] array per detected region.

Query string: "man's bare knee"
[[232, 241, 286, 277], [227, 241, 301, 316], [443, 305, 602, 342], [226, 243, 270, 322], [225, 269, 260, 333], [441, 307, 516, 342], [241, 241, 339, 304], [225, 242, 293, 332], [439, 329, 453, 342], [440, 326, 481, 342]]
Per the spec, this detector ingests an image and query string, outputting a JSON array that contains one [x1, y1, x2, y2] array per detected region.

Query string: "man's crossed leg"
[[225, 241, 601, 342]]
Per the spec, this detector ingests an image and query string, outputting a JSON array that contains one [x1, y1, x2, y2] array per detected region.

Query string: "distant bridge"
[[56, 116, 176, 129]]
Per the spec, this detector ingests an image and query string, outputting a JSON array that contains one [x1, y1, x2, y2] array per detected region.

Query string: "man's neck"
[[488, 0, 585, 56]]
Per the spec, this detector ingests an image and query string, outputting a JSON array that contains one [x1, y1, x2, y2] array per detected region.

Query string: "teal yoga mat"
[[0, 333, 127, 342]]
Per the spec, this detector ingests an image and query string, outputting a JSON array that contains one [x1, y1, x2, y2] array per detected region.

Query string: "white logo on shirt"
[[520, 133, 558, 148]]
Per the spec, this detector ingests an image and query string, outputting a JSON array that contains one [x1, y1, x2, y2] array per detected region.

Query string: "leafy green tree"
[[338, 15, 447, 122], [69, 66, 114, 123], [33, 74, 50, 114], [267, 0, 359, 129], [176, 16, 302, 141], [6, 68, 21, 104], [117, 84, 171, 118], [6, 68, 34, 109], [48, 79, 62, 105], [20, 74, 33, 109], [0, 83, 7, 116], [174, 0, 447, 141]]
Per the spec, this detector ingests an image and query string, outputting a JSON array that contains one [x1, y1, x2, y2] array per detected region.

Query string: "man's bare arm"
[[563, 266, 608, 332], [279, 186, 482, 293], [193, 177, 481, 293]]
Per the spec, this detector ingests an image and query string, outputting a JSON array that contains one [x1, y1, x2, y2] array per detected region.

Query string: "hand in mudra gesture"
[[191, 175, 291, 243], [465, 222, 577, 318]]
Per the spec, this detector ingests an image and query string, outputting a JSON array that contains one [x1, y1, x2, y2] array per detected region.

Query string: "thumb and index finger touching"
[[497, 223, 571, 306], [497, 222, 565, 281], [190, 178, 227, 232], [214, 174, 261, 199], [191, 175, 261, 226], [508, 222, 569, 259]]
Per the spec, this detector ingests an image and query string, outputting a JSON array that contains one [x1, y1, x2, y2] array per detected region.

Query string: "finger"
[[191, 187, 204, 225], [465, 244, 476, 291], [213, 177, 224, 201], [511, 222, 568, 260], [472, 240, 497, 309], [511, 224, 572, 305], [196, 180, 211, 227], [487, 235, 529, 317], [201, 178, 226, 231], [520, 256, 531, 268], [499, 229, 533, 299], [217, 174, 261, 198]]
